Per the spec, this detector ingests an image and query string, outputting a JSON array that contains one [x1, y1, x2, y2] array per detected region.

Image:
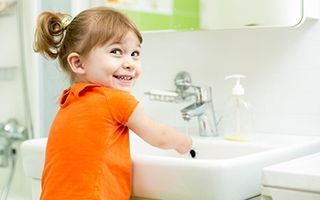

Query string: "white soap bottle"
[[223, 75, 252, 141]]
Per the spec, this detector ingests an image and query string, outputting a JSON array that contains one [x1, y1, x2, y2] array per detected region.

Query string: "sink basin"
[[129, 133, 320, 200], [21, 133, 320, 200]]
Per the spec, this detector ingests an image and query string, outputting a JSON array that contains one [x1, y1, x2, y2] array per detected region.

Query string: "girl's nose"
[[122, 64, 134, 70]]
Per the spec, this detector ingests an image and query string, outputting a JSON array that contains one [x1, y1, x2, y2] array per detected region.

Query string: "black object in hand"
[[190, 149, 196, 158]]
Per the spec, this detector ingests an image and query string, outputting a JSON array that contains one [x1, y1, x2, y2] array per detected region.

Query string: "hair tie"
[[60, 15, 72, 30]]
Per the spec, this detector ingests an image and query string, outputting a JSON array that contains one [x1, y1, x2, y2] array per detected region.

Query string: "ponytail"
[[33, 12, 71, 59]]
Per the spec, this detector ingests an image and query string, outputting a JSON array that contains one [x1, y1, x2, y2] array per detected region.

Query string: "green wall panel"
[[121, 0, 200, 31]]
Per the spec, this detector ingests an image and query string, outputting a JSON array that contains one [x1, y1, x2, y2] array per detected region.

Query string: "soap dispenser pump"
[[223, 74, 252, 141]]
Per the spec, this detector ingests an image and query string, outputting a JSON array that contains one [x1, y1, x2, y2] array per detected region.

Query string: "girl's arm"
[[126, 104, 192, 154]]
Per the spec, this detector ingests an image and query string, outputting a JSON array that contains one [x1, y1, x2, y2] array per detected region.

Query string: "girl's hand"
[[176, 135, 193, 154]]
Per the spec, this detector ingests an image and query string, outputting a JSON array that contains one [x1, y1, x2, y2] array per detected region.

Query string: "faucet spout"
[[181, 102, 207, 121], [181, 100, 218, 137], [179, 81, 219, 137]]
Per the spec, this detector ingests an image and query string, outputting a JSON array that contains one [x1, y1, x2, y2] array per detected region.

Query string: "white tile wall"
[[0, 13, 25, 124], [135, 19, 320, 136], [0, 8, 31, 200]]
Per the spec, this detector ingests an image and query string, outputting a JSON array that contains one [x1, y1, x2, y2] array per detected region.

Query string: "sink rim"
[[130, 133, 320, 163]]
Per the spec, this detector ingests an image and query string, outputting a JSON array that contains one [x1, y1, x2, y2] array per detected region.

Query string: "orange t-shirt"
[[40, 83, 138, 200]]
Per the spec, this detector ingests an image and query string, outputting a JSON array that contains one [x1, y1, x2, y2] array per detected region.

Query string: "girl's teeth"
[[116, 75, 132, 80]]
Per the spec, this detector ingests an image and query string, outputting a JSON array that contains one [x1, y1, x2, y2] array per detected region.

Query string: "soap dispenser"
[[222, 74, 252, 141]]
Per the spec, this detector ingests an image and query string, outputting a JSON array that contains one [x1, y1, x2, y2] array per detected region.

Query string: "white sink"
[[21, 133, 320, 200], [129, 133, 320, 200]]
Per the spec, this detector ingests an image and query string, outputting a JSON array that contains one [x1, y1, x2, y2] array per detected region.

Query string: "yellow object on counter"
[[224, 135, 251, 142]]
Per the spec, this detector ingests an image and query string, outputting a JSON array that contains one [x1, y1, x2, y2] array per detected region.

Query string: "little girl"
[[33, 6, 192, 200]]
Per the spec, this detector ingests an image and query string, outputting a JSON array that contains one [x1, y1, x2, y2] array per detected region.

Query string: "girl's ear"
[[67, 52, 85, 74]]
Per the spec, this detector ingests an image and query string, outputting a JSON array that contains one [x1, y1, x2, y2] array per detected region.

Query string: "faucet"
[[0, 119, 27, 168], [175, 72, 219, 137], [145, 71, 220, 137]]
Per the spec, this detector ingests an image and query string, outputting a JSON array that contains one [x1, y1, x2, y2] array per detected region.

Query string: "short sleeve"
[[106, 89, 139, 125]]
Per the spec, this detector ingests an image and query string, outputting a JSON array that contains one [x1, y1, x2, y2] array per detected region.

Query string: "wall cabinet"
[[201, 0, 319, 29]]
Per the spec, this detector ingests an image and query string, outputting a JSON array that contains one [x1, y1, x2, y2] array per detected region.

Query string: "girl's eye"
[[110, 49, 122, 55], [131, 51, 140, 57]]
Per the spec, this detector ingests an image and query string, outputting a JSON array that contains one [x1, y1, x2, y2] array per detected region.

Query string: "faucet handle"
[[1, 119, 27, 141], [195, 85, 213, 103], [174, 71, 192, 92], [174, 71, 213, 104]]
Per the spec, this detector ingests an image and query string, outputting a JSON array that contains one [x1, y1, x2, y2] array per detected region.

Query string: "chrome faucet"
[[0, 119, 27, 167], [175, 72, 219, 137], [145, 71, 220, 137]]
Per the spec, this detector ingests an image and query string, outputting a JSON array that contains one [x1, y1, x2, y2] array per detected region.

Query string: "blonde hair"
[[34, 7, 143, 83]]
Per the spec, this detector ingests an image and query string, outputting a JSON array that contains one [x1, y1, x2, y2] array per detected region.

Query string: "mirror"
[[80, 0, 310, 31]]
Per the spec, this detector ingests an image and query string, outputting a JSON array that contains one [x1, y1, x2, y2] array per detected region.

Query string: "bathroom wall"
[[0, 1, 68, 198], [0, 5, 31, 199], [0, 11, 25, 127], [136, 20, 320, 136]]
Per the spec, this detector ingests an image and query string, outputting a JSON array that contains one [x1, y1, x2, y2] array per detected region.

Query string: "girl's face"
[[80, 31, 141, 92]]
